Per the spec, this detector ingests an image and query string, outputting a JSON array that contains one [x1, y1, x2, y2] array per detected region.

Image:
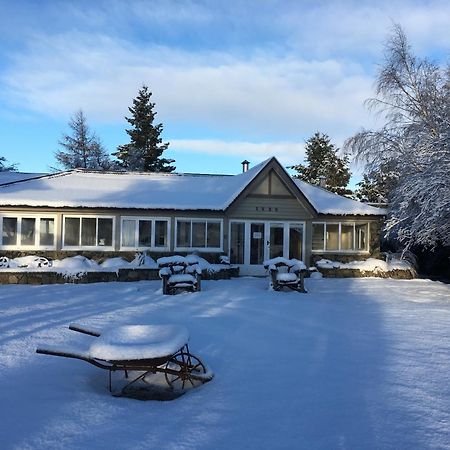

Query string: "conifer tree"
[[55, 110, 113, 170], [290, 132, 352, 196], [354, 162, 398, 203], [0, 156, 17, 172], [113, 85, 175, 172]]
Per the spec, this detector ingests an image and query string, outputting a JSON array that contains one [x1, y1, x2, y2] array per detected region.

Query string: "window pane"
[[98, 218, 113, 246], [356, 223, 368, 250], [64, 218, 80, 246], [312, 223, 324, 250], [21, 218, 36, 245], [40, 218, 55, 246], [81, 218, 96, 246], [269, 223, 284, 258], [289, 224, 303, 260], [341, 224, 355, 250], [2, 217, 17, 245], [326, 224, 339, 250], [230, 222, 245, 264], [138, 220, 152, 247], [207, 222, 221, 248], [122, 220, 136, 247], [155, 220, 168, 247], [177, 221, 191, 247], [192, 222, 206, 247]]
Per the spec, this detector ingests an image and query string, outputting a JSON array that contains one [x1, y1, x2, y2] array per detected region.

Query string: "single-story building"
[[0, 157, 385, 275]]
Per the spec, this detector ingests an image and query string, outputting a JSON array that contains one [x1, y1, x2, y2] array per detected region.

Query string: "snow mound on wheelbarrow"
[[89, 325, 189, 361]]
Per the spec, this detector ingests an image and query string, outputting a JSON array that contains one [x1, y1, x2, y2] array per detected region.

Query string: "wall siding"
[[229, 197, 314, 221]]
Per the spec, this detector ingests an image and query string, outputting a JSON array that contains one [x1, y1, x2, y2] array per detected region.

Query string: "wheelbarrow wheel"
[[164, 352, 207, 390]]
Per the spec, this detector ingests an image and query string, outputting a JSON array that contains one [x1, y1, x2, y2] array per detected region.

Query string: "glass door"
[[269, 223, 284, 259], [230, 222, 245, 264], [230, 220, 305, 271], [289, 223, 304, 260], [250, 223, 265, 264]]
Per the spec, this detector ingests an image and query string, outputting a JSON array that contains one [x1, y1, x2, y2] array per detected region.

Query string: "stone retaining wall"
[[317, 267, 416, 279], [0, 267, 240, 285]]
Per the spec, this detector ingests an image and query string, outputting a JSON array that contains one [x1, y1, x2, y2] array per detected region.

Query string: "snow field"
[[0, 277, 449, 449]]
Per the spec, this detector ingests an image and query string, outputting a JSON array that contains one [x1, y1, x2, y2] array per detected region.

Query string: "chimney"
[[241, 160, 250, 173], [318, 175, 326, 188]]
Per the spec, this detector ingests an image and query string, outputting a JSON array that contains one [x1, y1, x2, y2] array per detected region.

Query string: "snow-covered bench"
[[0, 256, 9, 268], [263, 257, 307, 293], [0, 255, 52, 269], [157, 256, 202, 295]]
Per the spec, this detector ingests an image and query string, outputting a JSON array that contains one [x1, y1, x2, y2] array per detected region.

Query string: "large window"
[[120, 217, 169, 250], [0, 215, 56, 248], [312, 222, 369, 252], [63, 216, 114, 249], [175, 219, 222, 251]]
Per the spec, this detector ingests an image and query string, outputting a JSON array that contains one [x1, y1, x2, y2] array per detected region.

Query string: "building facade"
[[0, 158, 385, 275]]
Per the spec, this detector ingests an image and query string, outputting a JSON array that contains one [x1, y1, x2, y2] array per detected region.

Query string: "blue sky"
[[0, 0, 449, 184]]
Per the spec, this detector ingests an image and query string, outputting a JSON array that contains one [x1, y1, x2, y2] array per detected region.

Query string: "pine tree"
[[55, 110, 113, 170], [113, 85, 175, 172], [290, 132, 352, 196], [354, 162, 399, 203], [0, 156, 17, 172]]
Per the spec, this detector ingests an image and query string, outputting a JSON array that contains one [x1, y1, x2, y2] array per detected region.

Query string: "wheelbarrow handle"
[[69, 323, 101, 337]]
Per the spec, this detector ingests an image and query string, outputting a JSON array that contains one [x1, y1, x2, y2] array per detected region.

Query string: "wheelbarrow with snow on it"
[[36, 323, 213, 397], [263, 257, 308, 293], [157, 255, 202, 295]]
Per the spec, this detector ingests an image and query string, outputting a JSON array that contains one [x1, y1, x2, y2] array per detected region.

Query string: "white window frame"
[[0, 214, 57, 250], [120, 216, 171, 251], [311, 221, 370, 253], [62, 215, 115, 251], [175, 218, 223, 252]]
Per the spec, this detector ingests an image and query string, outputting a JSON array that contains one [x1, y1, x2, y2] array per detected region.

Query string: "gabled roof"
[[0, 158, 386, 216], [0, 160, 271, 211]]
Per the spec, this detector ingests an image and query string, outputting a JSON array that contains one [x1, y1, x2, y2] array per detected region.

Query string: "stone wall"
[[318, 267, 416, 279], [0, 267, 239, 285], [0, 250, 226, 264]]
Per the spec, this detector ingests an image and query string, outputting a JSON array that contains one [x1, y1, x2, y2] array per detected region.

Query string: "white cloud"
[[171, 139, 306, 166], [2, 32, 375, 143], [1, 0, 448, 148]]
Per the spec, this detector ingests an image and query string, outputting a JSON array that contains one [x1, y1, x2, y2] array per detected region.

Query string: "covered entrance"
[[229, 221, 305, 275]]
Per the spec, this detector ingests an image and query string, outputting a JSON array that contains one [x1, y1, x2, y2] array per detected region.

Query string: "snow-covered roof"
[[294, 179, 386, 216], [0, 172, 47, 185], [0, 158, 385, 216], [0, 160, 270, 210]]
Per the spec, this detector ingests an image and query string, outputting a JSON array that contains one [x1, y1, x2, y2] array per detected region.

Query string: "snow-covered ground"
[[0, 277, 449, 449]]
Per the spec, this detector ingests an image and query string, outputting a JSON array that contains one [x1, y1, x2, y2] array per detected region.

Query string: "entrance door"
[[229, 220, 305, 275], [250, 223, 265, 265], [288, 223, 304, 261], [269, 223, 284, 259]]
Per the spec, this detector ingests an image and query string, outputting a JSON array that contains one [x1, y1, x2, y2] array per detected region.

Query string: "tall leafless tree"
[[345, 24, 450, 249]]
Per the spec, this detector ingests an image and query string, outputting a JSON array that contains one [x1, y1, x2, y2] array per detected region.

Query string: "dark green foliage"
[[354, 162, 398, 203], [113, 85, 175, 172], [290, 132, 352, 196], [55, 110, 113, 170]]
